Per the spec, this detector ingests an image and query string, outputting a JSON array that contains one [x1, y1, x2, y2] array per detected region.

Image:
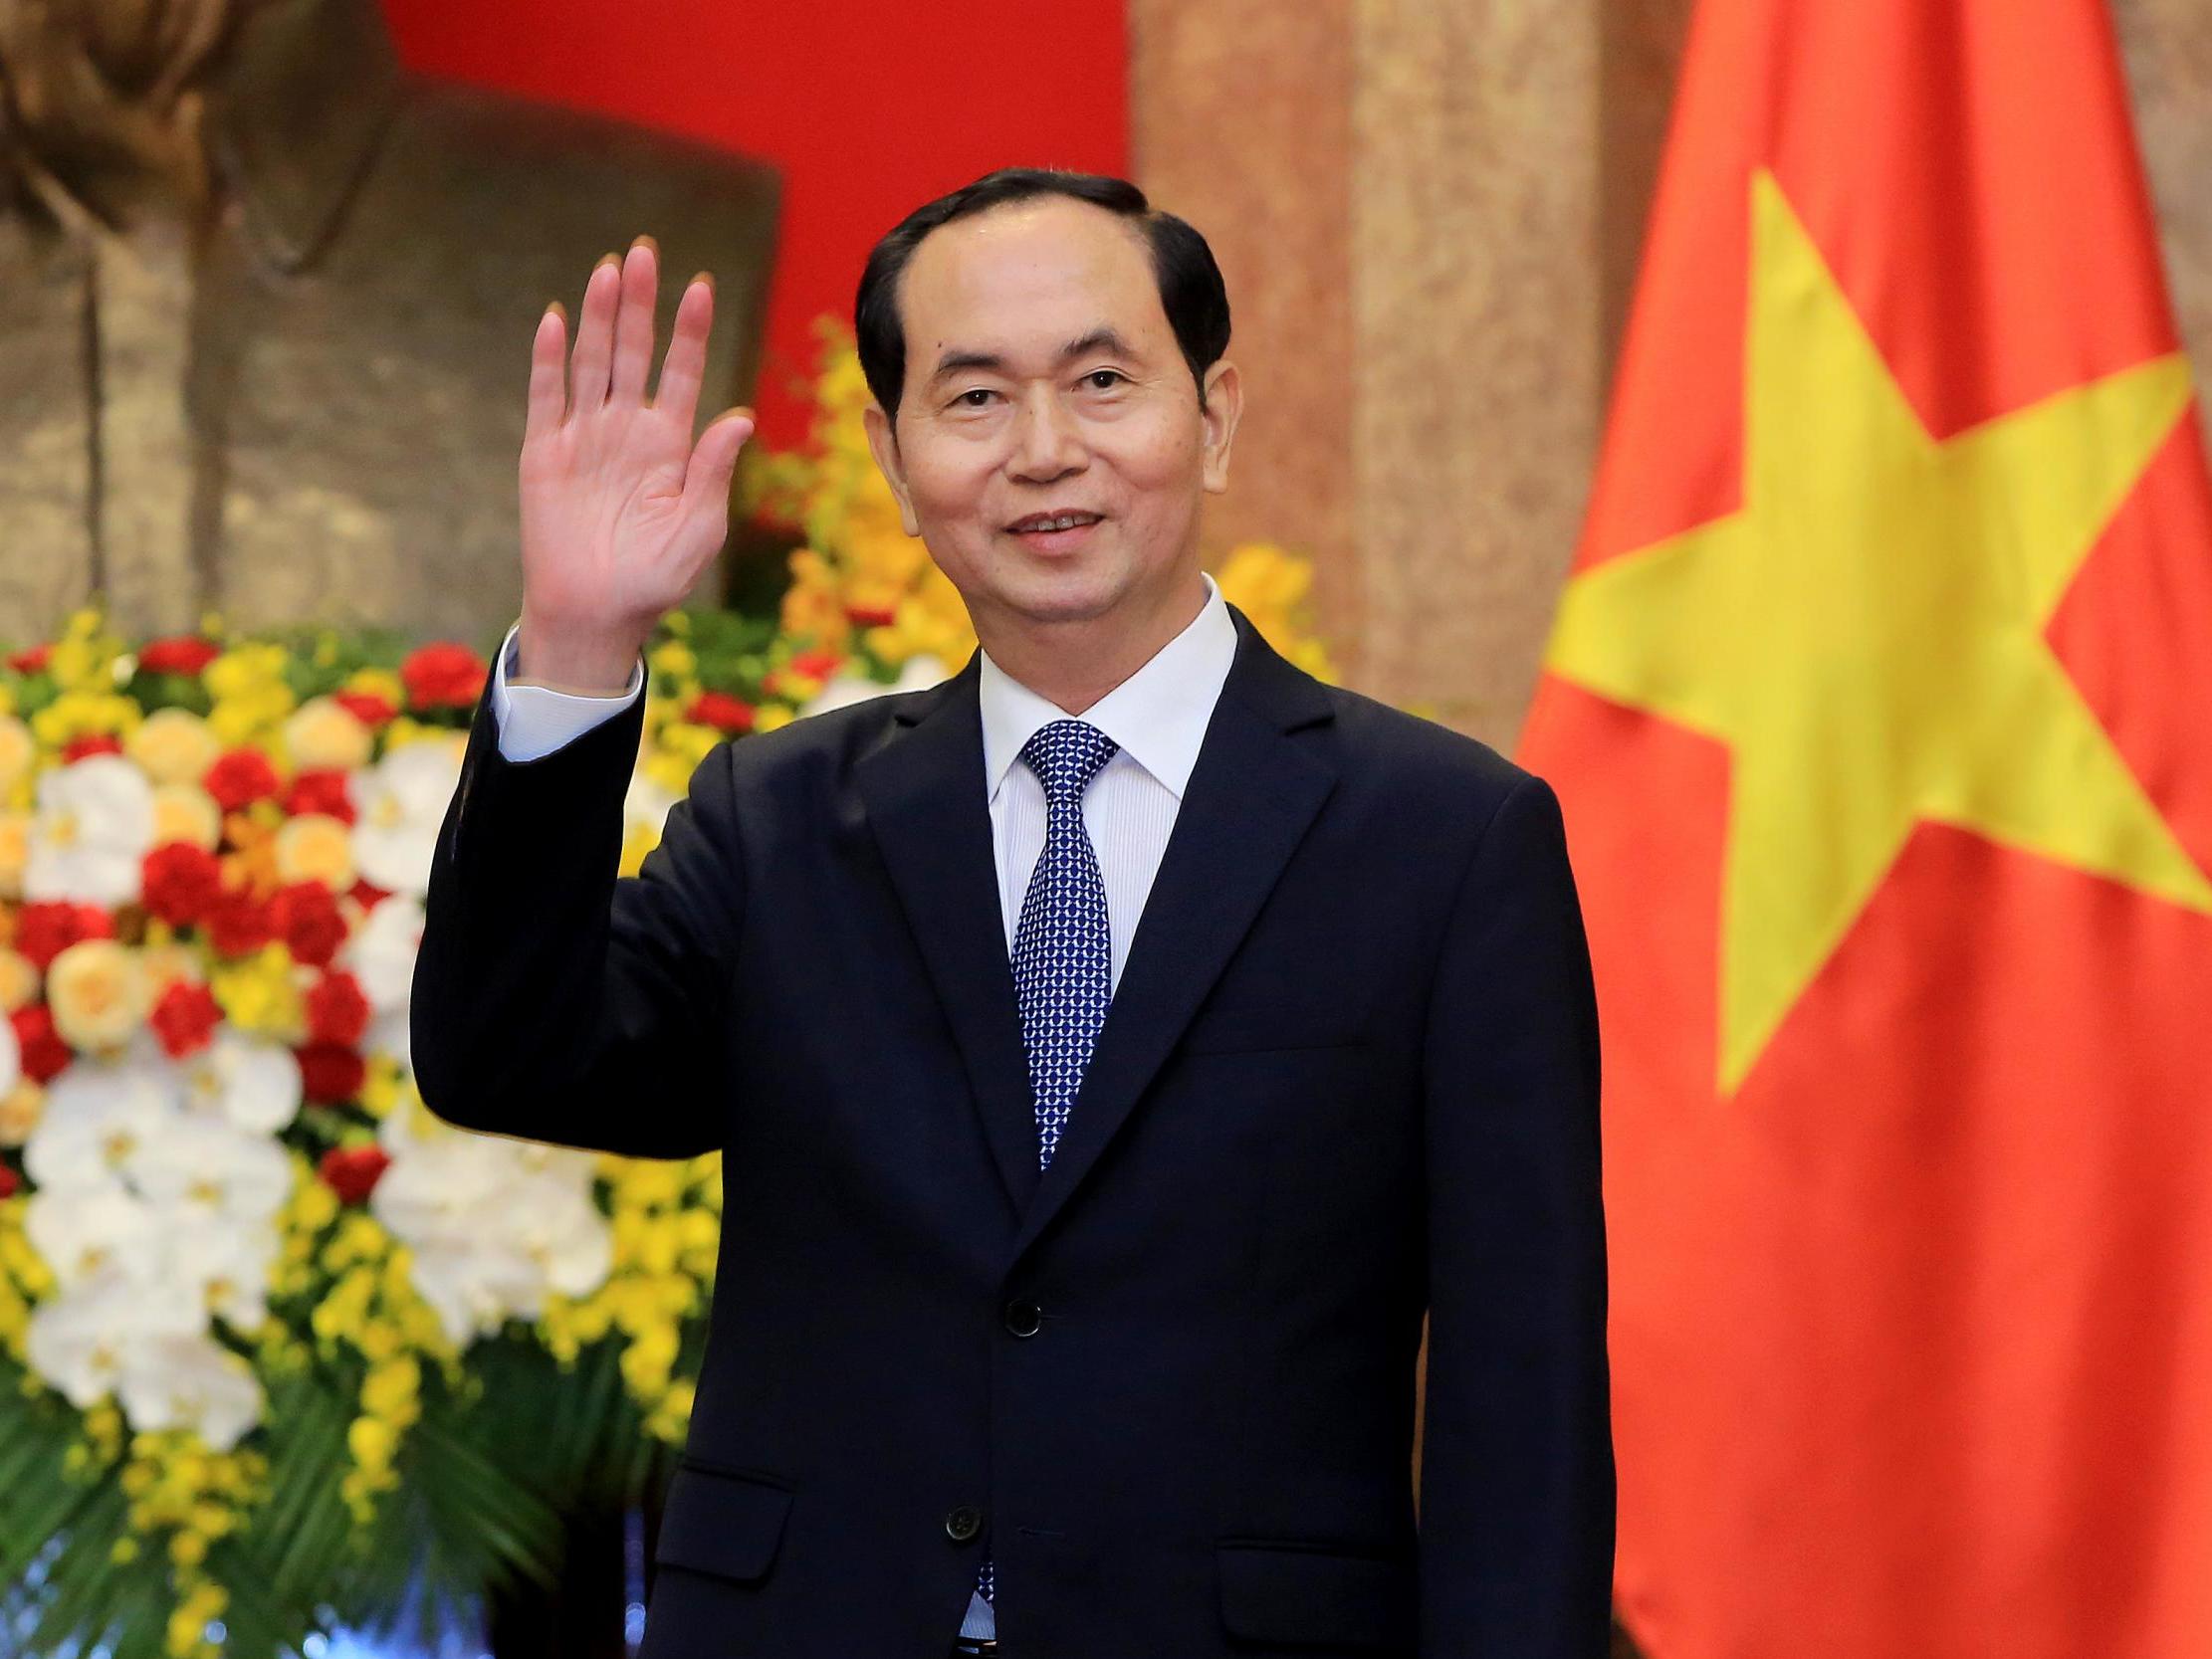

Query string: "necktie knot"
[[1018, 719, 1119, 810]]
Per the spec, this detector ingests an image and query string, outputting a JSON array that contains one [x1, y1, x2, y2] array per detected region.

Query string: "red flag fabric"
[[1517, 3, 2212, 1656]]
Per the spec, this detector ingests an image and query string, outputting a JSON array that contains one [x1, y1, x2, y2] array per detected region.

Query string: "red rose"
[[332, 690, 397, 727], [347, 877, 389, 913], [0, 1164, 18, 1199], [844, 602, 898, 628], [205, 887, 277, 956], [282, 768, 355, 825], [270, 881, 346, 967], [203, 748, 282, 812], [11, 1005, 70, 1083], [7, 644, 51, 675], [297, 1042, 365, 1105], [137, 636, 222, 677], [141, 843, 225, 929], [148, 980, 222, 1058], [13, 902, 113, 971], [400, 643, 488, 710], [61, 734, 124, 762], [789, 648, 844, 680], [305, 970, 370, 1047], [685, 691, 756, 734], [318, 1144, 391, 1205]]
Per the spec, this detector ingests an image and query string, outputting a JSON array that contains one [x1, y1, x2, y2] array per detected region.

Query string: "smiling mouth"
[[1005, 512, 1105, 534]]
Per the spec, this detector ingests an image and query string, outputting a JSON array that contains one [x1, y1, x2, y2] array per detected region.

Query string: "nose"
[[1007, 389, 1087, 482]]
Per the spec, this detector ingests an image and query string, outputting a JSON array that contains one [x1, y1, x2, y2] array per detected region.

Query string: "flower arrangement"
[[0, 329, 1338, 1659]]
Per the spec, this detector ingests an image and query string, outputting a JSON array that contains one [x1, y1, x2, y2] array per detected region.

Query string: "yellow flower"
[[755, 705, 795, 734], [283, 696, 374, 772], [274, 813, 354, 890], [344, 667, 404, 707], [0, 1080, 45, 1147], [0, 811, 26, 898], [649, 641, 698, 683], [0, 947, 36, 1013], [47, 938, 148, 1050], [210, 945, 304, 1041], [125, 709, 221, 786], [150, 784, 223, 851], [165, 1578, 225, 1658], [31, 689, 142, 749], [0, 717, 32, 793]]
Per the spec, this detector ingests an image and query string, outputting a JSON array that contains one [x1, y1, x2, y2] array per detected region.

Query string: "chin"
[[994, 566, 1127, 624]]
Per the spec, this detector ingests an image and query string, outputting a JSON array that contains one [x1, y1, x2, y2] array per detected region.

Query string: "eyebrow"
[[925, 326, 1137, 389]]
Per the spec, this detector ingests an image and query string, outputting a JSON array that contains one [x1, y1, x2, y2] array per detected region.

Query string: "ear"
[[1198, 359, 1242, 495], [862, 401, 923, 535]]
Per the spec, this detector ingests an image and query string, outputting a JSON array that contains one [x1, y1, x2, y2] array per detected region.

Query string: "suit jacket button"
[[1002, 1297, 1042, 1338], [945, 1504, 985, 1544]]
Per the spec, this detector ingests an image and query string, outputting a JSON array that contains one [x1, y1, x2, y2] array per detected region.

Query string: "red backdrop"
[[381, 0, 1130, 447]]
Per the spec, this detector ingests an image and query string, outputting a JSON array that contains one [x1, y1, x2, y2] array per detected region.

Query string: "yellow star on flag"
[[1545, 170, 2212, 1093]]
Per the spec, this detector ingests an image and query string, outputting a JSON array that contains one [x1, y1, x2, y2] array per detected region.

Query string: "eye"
[[953, 388, 998, 408], [1082, 369, 1129, 390]]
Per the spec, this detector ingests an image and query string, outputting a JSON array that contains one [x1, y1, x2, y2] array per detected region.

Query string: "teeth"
[[1020, 514, 1095, 532]]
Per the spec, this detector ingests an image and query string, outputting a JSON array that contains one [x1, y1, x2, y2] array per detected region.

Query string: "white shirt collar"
[[979, 569, 1237, 803]]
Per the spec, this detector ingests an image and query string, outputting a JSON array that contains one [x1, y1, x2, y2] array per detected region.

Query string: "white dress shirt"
[[489, 572, 1237, 1642]]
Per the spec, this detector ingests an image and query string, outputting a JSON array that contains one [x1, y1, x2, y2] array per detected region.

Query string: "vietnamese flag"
[[1516, 2, 2212, 1657]]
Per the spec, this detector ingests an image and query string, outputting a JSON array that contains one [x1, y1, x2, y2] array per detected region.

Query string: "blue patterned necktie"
[[976, 717, 1120, 1614]]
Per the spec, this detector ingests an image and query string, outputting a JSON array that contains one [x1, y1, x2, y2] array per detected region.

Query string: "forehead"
[[898, 197, 1171, 358]]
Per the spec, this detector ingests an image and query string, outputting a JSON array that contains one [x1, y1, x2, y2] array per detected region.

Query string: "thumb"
[[681, 409, 757, 519]]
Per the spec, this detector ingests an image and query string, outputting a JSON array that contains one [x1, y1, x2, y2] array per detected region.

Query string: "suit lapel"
[[855, 655, 1042, 1217], [1007, 608, 1338, 1266]]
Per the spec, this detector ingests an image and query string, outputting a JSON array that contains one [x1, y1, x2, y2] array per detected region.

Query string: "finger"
[[609, 237, 659, 405], [569, 256, 621, 411], [654, 273, 716, 432], [678, 407, 757, 540], [525, 302, 568, 444]]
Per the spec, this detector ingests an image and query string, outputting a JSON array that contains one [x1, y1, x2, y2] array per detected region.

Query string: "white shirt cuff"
[[490, 622, 645, 762]]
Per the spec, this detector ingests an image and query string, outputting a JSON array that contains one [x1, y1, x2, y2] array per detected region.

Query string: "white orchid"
[[178, 1031, 304, 1135], [798, 653, 949, 718], [23, 1053, 182, 1192], [350, 739, 463, 897], [116, 1332, 265, 1452], [18, 1046, 293, 1424], [363, 1006, 412, 1074], [22, 755, 156, 908], [24, 1181, 161, 1287], [161, 1220, 280, 1333], [371, 1099, 610, 1346], [344, 893, 424, 1013], [126, 1115, 293, 1230], [23, 1273, 203, 1410]]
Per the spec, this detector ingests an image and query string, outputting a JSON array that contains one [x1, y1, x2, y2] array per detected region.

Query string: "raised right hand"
[[516, 237, 757, 691]]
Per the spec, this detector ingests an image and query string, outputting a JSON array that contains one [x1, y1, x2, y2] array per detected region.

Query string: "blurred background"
[[6, 2, 2212, 1657]]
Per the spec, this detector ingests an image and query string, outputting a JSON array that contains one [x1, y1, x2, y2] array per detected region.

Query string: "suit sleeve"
[[1418, 772, 1616, 1657], [409, 674, 743, 1159]]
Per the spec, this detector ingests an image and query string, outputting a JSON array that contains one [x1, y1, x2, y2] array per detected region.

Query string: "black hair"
[[854, 166, 1231, 422]]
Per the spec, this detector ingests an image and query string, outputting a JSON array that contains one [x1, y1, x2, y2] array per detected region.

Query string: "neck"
[[977, 570, 1211, 715]]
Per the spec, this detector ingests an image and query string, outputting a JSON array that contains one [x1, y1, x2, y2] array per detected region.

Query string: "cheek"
[[900, 446, 998, 528]]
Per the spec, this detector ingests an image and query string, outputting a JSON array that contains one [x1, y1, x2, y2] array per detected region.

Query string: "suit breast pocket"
[[1178, 998, 1374, 1056]]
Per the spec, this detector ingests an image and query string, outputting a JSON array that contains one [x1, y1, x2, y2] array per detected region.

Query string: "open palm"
[[517, 238, 756, 688]]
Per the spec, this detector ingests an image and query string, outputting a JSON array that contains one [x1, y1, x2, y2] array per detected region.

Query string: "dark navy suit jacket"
[[412, 603, 1615, 1658]]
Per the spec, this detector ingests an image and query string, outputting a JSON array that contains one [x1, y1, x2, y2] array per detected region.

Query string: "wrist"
[[515, 614, 644, 694]]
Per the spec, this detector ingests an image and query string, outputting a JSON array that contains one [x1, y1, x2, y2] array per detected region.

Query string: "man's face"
[[863, 195, 1239, 641]]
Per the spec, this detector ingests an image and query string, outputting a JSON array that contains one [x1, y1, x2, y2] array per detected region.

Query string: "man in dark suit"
[[414, 167, 1614, 1658]]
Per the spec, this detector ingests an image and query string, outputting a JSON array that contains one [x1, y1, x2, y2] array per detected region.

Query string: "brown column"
[[1128, 1, 1363, 671], [1131, 0, 1605, 751]]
